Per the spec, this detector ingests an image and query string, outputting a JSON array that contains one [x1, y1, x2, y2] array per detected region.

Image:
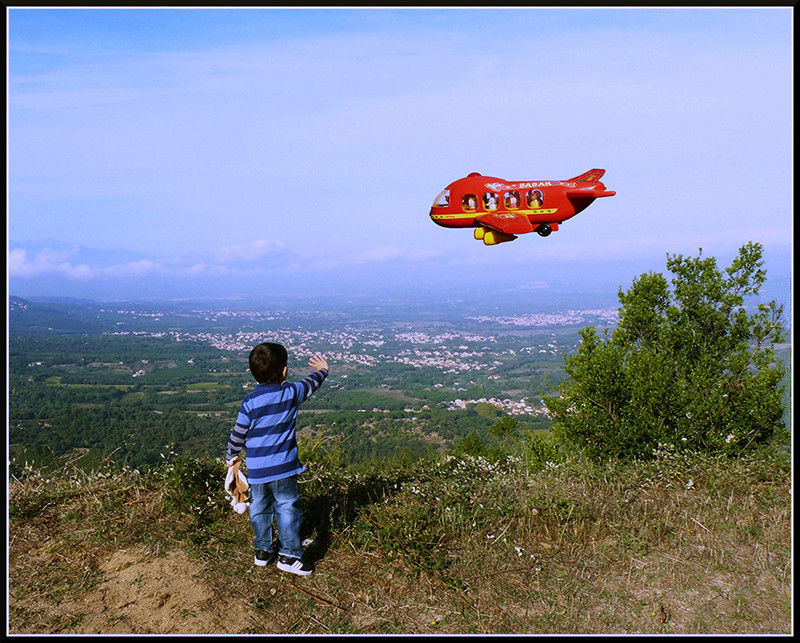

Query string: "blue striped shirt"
[[226, 369, 328, 484]]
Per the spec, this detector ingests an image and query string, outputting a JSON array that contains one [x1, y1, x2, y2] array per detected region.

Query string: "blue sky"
[[7, 7, 793, 303]]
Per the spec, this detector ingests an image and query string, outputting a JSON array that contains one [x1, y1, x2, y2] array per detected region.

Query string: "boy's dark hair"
[[249, 342, 288, 384]]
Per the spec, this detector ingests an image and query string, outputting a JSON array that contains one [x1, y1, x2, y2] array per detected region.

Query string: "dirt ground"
[[10, 541, 468, 635], [12, 546, 252, 635], [10, 536, 793, 636]]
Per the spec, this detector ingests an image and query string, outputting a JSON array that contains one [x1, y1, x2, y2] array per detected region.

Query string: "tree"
[[488, 416, 519, 453], [545, 243, 786, 460], [454, 431, 486, 457]]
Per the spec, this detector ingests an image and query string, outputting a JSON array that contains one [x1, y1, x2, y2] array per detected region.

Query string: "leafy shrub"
[[546, 243, 787, 461], [522, 429, 562, 470], [161, 454, 228, 542]]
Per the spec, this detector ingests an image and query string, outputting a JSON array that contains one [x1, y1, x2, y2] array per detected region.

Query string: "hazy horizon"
[[8, 8, 793, 307]]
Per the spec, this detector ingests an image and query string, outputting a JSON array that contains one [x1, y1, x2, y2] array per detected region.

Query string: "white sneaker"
[[277, 555, 313, 576], [254, 550, 277, 567]]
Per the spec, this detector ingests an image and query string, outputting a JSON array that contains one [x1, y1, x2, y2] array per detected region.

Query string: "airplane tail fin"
[[567, 169, 606, 182]]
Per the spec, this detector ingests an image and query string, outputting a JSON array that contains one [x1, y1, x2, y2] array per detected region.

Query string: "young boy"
[[225, 342, 329, 576]]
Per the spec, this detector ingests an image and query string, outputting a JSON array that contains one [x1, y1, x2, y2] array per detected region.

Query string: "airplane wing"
[[567, 169, 605, 182], [476, 212, 534, 235]]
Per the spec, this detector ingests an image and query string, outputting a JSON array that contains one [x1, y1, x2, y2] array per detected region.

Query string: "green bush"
[[546, 243, 787, 461], [522, 430, 562, 470], [161, 454, 228, 542]]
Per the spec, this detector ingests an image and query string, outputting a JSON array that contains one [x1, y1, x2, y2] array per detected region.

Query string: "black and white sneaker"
[[254, 550, 277, 567], [277, 555, 313, 576]]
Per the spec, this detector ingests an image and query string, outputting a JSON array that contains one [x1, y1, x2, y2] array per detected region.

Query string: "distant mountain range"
[[9, 296, 111, 334], [9, 239, 791, 312]]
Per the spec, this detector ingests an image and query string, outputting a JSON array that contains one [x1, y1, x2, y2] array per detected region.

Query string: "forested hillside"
[[9, 296, 580, 473]]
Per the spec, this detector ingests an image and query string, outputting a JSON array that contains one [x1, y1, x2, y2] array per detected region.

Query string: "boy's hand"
[[225, 457, 238, 468], [309, 355, 329, 371]]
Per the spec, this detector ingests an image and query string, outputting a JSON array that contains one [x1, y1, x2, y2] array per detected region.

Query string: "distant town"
[[97, 304, 622, 417], [8, 296, 622, 469]]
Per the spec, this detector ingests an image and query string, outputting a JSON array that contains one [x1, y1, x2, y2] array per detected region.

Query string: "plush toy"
[[224, 458, 250, 514]]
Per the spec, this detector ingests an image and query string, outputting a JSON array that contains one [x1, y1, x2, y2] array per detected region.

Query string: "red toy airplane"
[[430, 169, 615, 245]]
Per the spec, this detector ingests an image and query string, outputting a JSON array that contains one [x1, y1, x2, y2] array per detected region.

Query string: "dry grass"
[[8, 447, 792, 635]]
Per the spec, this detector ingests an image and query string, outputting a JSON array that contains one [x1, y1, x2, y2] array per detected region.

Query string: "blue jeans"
[[248, 475, 303, 559]]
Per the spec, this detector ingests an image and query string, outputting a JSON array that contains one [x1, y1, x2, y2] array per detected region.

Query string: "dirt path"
[[21, 547, 253, 634]]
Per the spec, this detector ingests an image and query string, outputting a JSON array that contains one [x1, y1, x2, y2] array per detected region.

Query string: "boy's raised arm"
[[299, 355, 329, 401]]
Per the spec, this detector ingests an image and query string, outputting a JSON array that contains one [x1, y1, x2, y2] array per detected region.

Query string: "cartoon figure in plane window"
[[527, 189, 543, 209]]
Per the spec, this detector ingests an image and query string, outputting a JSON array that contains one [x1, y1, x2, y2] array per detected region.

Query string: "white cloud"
[[8, 240, 295, 287], [213, 239, 284, 264], [303, 244, 442, 272], [8, 247, 94, 280], [355, 246, 403, 263], [102, 259, 159, 278]]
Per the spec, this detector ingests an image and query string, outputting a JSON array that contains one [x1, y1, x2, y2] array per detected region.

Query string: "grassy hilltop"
[[8, 444, 791, 635], [9, 244, 792, 634]]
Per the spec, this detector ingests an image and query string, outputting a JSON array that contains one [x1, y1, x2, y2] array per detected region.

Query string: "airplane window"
[[526, 189, 543, 208], [432, 189, 450, 207], [483, 192, 499, 210], [462, 194, 478, 211], [504, 191, 520, 209]]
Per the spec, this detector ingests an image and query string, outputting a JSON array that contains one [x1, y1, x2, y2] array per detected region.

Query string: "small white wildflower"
[[725, 434, 735, 443]]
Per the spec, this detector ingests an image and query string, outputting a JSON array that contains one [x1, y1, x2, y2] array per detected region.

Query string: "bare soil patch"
[[50, 547, 251, 634]]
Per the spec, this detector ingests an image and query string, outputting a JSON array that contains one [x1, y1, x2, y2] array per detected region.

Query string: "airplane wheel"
[[537, 223, 552, 237]]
